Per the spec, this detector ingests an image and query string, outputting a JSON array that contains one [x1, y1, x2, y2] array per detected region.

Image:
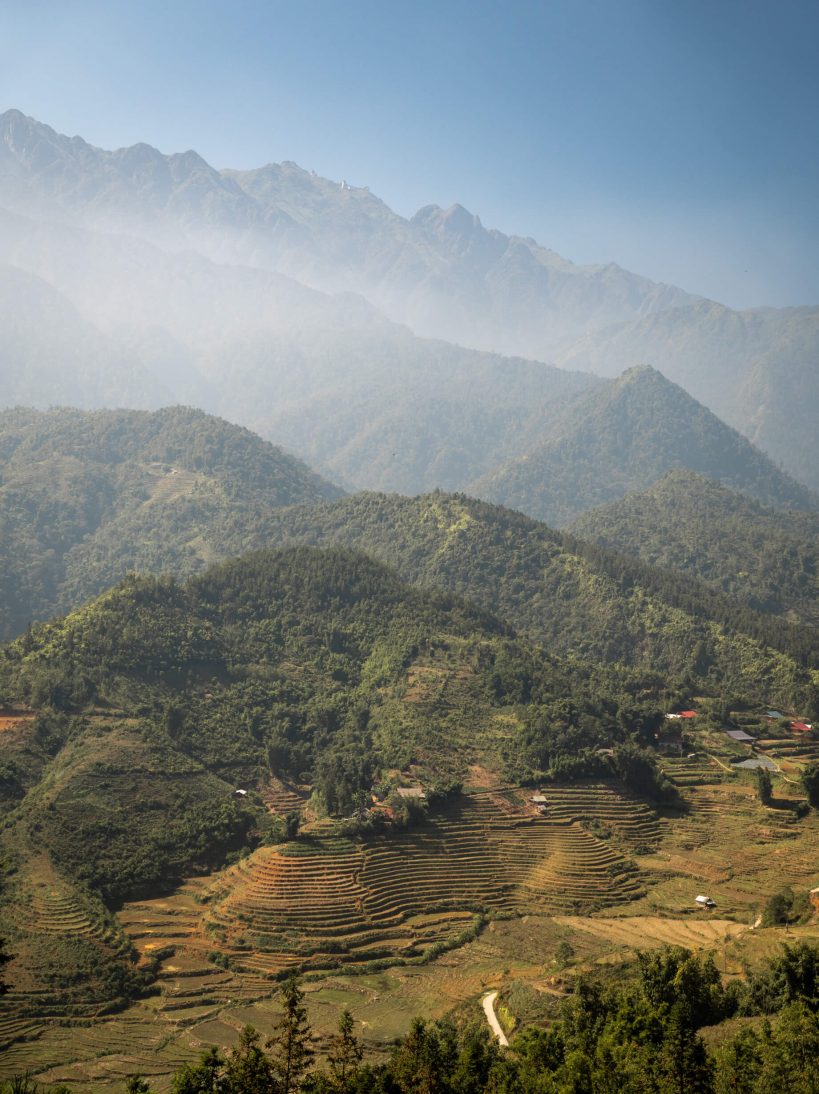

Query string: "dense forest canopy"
[[0, 406, 341, 640], [569, 469, 819, 626], [238, 492, 819, 713]]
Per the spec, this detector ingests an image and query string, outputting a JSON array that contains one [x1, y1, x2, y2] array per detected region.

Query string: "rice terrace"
[[3, 753, 819, 1091]]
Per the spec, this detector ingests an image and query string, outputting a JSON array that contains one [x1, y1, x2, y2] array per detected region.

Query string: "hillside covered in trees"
[[0, 406, 341, 641], [0, 546, 681, 1005], [470, 365, 817, 526], [243, 492, 819, 713], [1, 406, 816, 708], [570, 469, 819, 627]]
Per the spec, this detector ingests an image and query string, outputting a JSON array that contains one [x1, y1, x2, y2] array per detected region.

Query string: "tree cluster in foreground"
[[8, 942, 819, 1094]]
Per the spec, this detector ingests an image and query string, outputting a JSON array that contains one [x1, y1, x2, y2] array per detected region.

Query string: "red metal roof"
[[678, 710, 697, 718], [792, 722, 813, 732]]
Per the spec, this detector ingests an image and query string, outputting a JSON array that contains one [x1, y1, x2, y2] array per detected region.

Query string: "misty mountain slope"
[[212, 328, 601, 493], [0, 262, 173, 409], [0, 202, 384, 349], [0, 200, 601, 495], [469, 365, 817, 526], [227, 159, 698, 354], [0, 406, 342, 641], [569, 469, 819, 626], [2, 109, 817, 492], [556, 301, 819, 490], [0, 109, 698, 357]]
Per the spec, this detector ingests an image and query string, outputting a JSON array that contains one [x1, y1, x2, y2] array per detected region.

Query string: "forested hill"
[[246, 492, 819, 712], [469, 365, 817, 526], [0, 546, 666, 1002], [1, 405, 816, 709], [0, 406, 341, 641], [570, 470, 819, 627]]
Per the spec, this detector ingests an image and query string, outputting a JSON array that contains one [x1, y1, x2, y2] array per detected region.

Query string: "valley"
[[2, 751, 819, 1089], [0, 92, 818, 1093]]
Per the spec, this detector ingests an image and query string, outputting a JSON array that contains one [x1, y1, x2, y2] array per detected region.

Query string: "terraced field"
[[3, 775, 818, 1090], [0, 852, 129, 1024], [0, 710, 34, 733], [537, 783, 660, 847], [125, 790, 645, 986], [661, 755, 723, 787], [261, 777, 308, 817], [553, 915, 747, 950]]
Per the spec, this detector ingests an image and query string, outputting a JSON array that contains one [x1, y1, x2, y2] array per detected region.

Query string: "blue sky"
[[2, 0, 818, 307]]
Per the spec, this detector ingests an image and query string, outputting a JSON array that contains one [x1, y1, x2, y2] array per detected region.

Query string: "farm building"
[[766, 710, 785, 719], [695, 895, 716, 908], [724, 729, 755, 743], [792, 722, 814, 733], [732, 756, 777, 771], [395, 786, 426, 800]]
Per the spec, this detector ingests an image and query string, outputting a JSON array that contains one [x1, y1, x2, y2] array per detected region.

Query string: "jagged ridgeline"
[[0, 546, 660, 1008], [0, 406, 342, 641]]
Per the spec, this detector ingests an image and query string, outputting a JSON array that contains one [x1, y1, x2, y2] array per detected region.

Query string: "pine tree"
[[756, 768, 773, 805], [390, 1019, 448, 1094], [802, 763, 819, 809], [715, 1026, 761, 1094], [326, 1009, 363, 1093], [656, 1002, 715, 1094], [268, 975, 313, 1094], [170, 1046, 223, 1094], [223, 1025, 277, 1094]]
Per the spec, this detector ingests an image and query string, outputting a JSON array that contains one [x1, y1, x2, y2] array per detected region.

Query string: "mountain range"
[[1, 109, 817, 492]]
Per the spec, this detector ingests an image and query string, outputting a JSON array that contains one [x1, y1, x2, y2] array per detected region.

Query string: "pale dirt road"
[[481, 990, 509, 1047]]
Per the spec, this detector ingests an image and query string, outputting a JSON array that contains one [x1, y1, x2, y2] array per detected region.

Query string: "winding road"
[[481, 990, 509, 1047]]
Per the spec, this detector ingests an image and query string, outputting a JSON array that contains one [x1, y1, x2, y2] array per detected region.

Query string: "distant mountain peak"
[[469, 363, 816, 525], [617, 363, 662, 384], [412, 202, 483, 235]]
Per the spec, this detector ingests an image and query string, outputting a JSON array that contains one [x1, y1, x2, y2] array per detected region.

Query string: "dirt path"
[[481, 990, 509, 1047]]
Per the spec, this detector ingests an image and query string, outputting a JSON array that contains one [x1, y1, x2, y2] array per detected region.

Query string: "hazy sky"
[[3, 0, 818, 307]]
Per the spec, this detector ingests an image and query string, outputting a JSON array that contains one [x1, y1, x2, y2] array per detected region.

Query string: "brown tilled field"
[[0, 712, 34, 732]]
